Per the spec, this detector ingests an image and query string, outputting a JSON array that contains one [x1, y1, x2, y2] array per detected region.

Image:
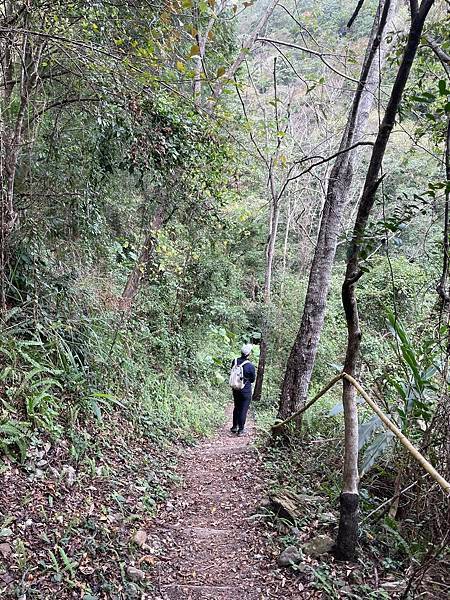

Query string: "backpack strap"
[[240, 360, 249, 367]]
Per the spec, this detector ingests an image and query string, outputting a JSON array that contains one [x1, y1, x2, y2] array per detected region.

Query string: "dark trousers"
[[232, 390, 251, 431]]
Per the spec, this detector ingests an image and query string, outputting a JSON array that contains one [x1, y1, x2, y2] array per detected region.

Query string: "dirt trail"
[[151, 406, 301, 599]]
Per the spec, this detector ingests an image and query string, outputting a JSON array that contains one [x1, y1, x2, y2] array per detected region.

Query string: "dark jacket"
[[231, 355, 256, 396]]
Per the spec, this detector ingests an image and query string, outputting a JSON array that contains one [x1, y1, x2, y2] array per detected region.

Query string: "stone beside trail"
[[149, 407, 313, 599]]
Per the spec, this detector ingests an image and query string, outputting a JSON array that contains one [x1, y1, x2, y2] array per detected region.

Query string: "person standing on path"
[[229, 344, 256, 436]]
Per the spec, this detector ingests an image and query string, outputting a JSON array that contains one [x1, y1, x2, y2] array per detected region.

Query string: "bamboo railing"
[[272, 372, 450, 495]]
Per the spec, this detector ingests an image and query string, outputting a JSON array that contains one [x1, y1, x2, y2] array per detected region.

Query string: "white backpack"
[[229, 359, 249, 390]]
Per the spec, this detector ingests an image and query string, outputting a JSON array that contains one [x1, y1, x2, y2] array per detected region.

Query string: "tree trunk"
[[444, 117, 450, 483], [211, 0, 279, 101], [193, 13, 216, 105], [437, 119, 450, 304], [435, 117, 450, 486], [120, 204, 165, 310], [335, 0, 434, 560], [280, 197, 293, 296], [253, 196, 280, 402], [277, 0, 398, 423]]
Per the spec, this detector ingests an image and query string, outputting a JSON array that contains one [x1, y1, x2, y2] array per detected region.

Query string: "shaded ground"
[[0, 405, 311, 599], [148, 408, 450, 600], [0, 413, 180, 599], [150, 407, 311, 599], [4, 402, 444, 598]]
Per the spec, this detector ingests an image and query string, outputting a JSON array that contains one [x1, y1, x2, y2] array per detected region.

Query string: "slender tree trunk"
[[277, 0, 397, 423], [211, 0, 279, 101], [435, 117, 450, 485], [437, 119, 450, 304], [120, 204, 165, 309], [253, 55, 288, 402], [424, 33, 450, 488], [280, 197, 293, 296], [335, 0, 434, 560], [253, 194, 280, 402], [193, 13, 216, 105], [444, 117, 450, 483]]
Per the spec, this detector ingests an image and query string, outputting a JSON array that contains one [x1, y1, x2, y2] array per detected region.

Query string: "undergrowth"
[[0, 305, 235, 465], [254, 400, 449, 599], [0, 302, 240, 598]]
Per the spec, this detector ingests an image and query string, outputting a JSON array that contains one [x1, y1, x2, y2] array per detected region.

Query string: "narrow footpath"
[[151, 407, 308, 599]]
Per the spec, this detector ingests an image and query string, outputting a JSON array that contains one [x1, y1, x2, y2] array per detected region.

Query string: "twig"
[[257, 37, 360, 83], [276, 140, 373, 199], [363, 480, 418, 521], [272, 373, 344, 431], [272, 372, 450, 495]]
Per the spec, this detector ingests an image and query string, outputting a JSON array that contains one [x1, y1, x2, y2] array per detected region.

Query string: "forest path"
[[151, 405, 302, 599]]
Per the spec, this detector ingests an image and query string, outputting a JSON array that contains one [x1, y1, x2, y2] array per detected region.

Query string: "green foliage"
[[0, 0, 256, 467], [385, 310, 439, 434], [0, 418, 30, 463], [1, 2, 449, 599], [0, 297, 236, 460], [0, 331, 65, 441], [1, 111, 249, 454], [138, 374, 225, 442]]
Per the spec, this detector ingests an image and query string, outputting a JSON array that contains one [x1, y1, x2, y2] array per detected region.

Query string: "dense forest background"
[[1, 0, 449, 598]]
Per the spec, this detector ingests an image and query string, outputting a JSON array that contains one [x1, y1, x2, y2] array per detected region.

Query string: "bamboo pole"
[[271, 371, 450, 496], [342, 373, 450, 496], [271, 372, 344, 432]]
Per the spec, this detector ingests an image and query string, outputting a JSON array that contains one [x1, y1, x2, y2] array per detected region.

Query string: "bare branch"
[[347, 0, 367, 28], [211, 0, 280, 101], [286, 141, 374, 185], [233, 78, 269, 167], [424, 35, 450, 76], [277, 4, 321, 48], [29, 96, 101, 124], [257, 37, 360, 83], [0, 26, 126, 61]]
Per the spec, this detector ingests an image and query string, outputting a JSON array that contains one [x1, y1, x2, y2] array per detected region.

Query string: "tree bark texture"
[[277, 0, 397, 423], [334, 493, 359, 560], [336, 0, 434, 561]]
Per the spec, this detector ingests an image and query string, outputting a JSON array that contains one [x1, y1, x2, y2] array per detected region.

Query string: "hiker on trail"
[[229, 344, 256, 436]]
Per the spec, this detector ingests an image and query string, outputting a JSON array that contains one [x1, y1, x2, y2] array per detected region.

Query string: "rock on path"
[[149, 406, 309, 599]]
